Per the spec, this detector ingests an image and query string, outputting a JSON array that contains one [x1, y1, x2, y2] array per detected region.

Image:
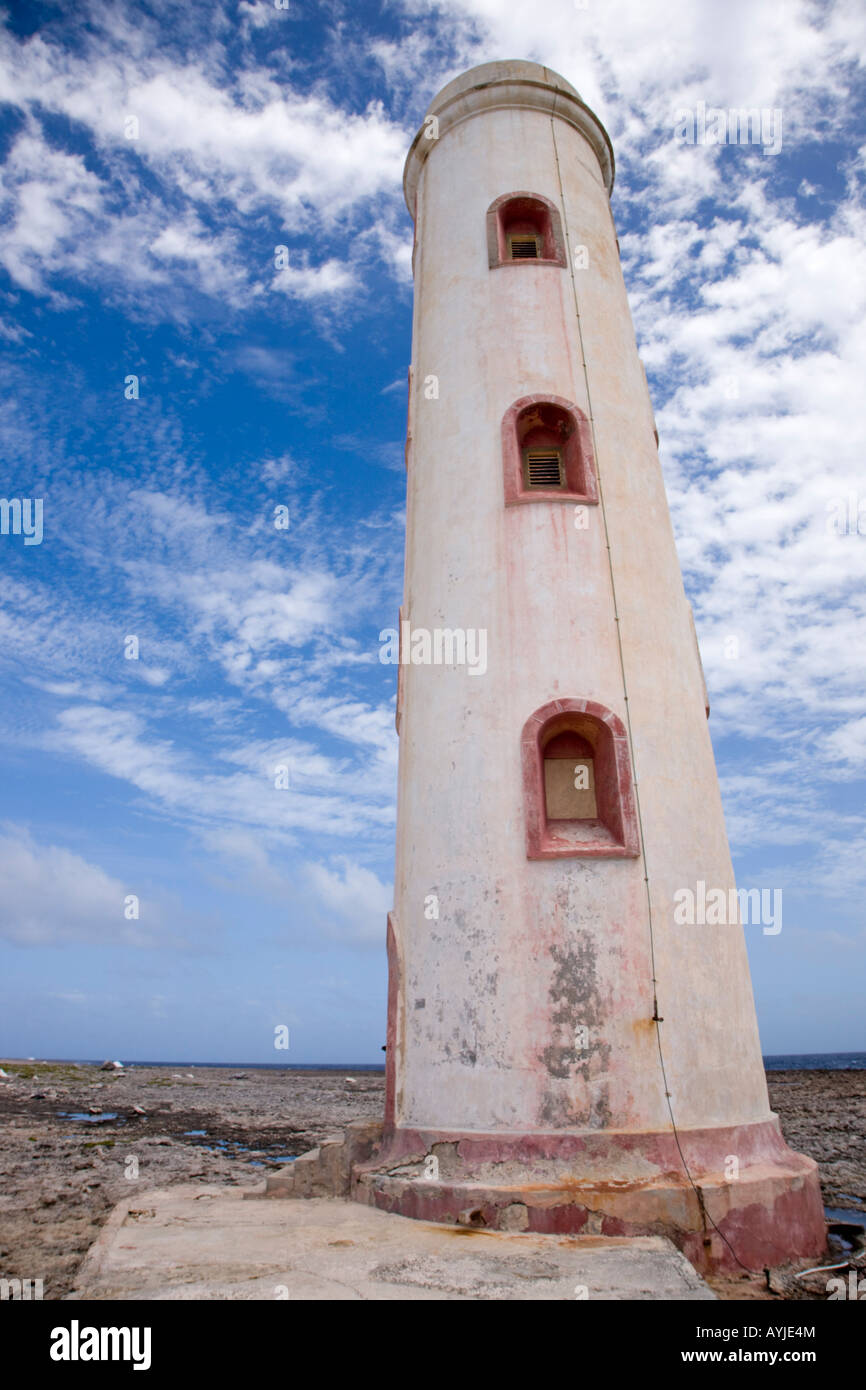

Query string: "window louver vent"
[[526, 451, 564, 488], [510, 236, 539, 260]]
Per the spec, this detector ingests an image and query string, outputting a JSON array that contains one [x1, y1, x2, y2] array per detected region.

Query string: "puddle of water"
[[178, 1132, 300, 1166], [825, 1206, 866, 1228], [59, 1112, 119, 1124]]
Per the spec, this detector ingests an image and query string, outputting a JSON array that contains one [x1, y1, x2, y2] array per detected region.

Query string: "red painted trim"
[[383, 911, 401, 1133], [486, 191, 567, 269], [357, 1169, 824, 1273], [353, 1117, 826, 1271], [502, 394, 599, 508], [521, 698, 640, 858], [372, 1116, 797, 1169]]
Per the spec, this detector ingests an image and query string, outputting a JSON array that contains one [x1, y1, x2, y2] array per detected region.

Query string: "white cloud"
[[0, 130, 105, 295], [270, 258, 357, 299], [136, 561, 340, 658], [0, 825, 155, 946], [825, 718, 866, 775], [305, 856, 393, 944], [0, 11, 410, 311], [238, 0, 288, 31], [47, 701, 395, 846]]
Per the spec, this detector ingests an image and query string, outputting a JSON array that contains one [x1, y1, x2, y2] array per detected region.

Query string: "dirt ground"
[[0, 1061, 862, 1301]]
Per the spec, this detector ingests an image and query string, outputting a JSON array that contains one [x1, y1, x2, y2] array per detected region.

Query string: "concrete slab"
[[68, 1185, 716, 1300]]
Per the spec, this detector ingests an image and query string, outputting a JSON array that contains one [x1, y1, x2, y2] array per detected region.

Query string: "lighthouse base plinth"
[[351, 1118, 825, 1274]]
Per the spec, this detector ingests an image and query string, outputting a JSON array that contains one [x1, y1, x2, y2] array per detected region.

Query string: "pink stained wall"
[[392, 62, 771, 1138]]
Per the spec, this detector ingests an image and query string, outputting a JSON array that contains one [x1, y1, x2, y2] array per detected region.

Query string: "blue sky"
[[0, 0, 864, 1063]]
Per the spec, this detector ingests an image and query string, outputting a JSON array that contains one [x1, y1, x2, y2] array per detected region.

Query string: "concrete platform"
[[68, 1185, 716, 1300]]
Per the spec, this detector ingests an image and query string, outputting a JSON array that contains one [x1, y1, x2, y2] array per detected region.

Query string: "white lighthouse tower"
[[357, 60, 824, 1271]]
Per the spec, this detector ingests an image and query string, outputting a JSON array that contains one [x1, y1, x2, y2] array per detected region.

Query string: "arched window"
[[502, 395, 598, 507], [521, 700, 640, 859], [486, 193, 567, 269]]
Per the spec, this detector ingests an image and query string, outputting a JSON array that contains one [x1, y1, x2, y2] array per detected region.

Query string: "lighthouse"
[[357, 60, 825, 1271]]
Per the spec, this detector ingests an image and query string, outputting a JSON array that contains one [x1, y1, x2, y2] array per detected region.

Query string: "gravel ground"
[[0, 1061, 862, 1301]]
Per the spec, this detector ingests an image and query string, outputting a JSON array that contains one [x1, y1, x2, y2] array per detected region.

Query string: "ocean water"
[[72, 1059, 388, 1071], [60, 1053, 865, 1071], [763, 1052, 866, 1071]]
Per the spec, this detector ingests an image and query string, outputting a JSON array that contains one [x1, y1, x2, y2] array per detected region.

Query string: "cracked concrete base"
[[263, 1118, 825, 1274], [67, 1185, 715, 1300]]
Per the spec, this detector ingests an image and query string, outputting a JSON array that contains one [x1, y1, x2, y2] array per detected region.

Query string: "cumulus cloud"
[[0, 825, 154, 946], [0, 131, 105, 295]]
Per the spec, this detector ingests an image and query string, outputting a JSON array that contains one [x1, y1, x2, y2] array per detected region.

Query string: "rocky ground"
[[0, 1061, 383, 1300], [766, 1069, 866, 1214], [0, 1061, 862, 1301]]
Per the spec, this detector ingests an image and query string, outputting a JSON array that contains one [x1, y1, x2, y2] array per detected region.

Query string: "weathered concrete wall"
[[392, 60, 770, 1139]]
